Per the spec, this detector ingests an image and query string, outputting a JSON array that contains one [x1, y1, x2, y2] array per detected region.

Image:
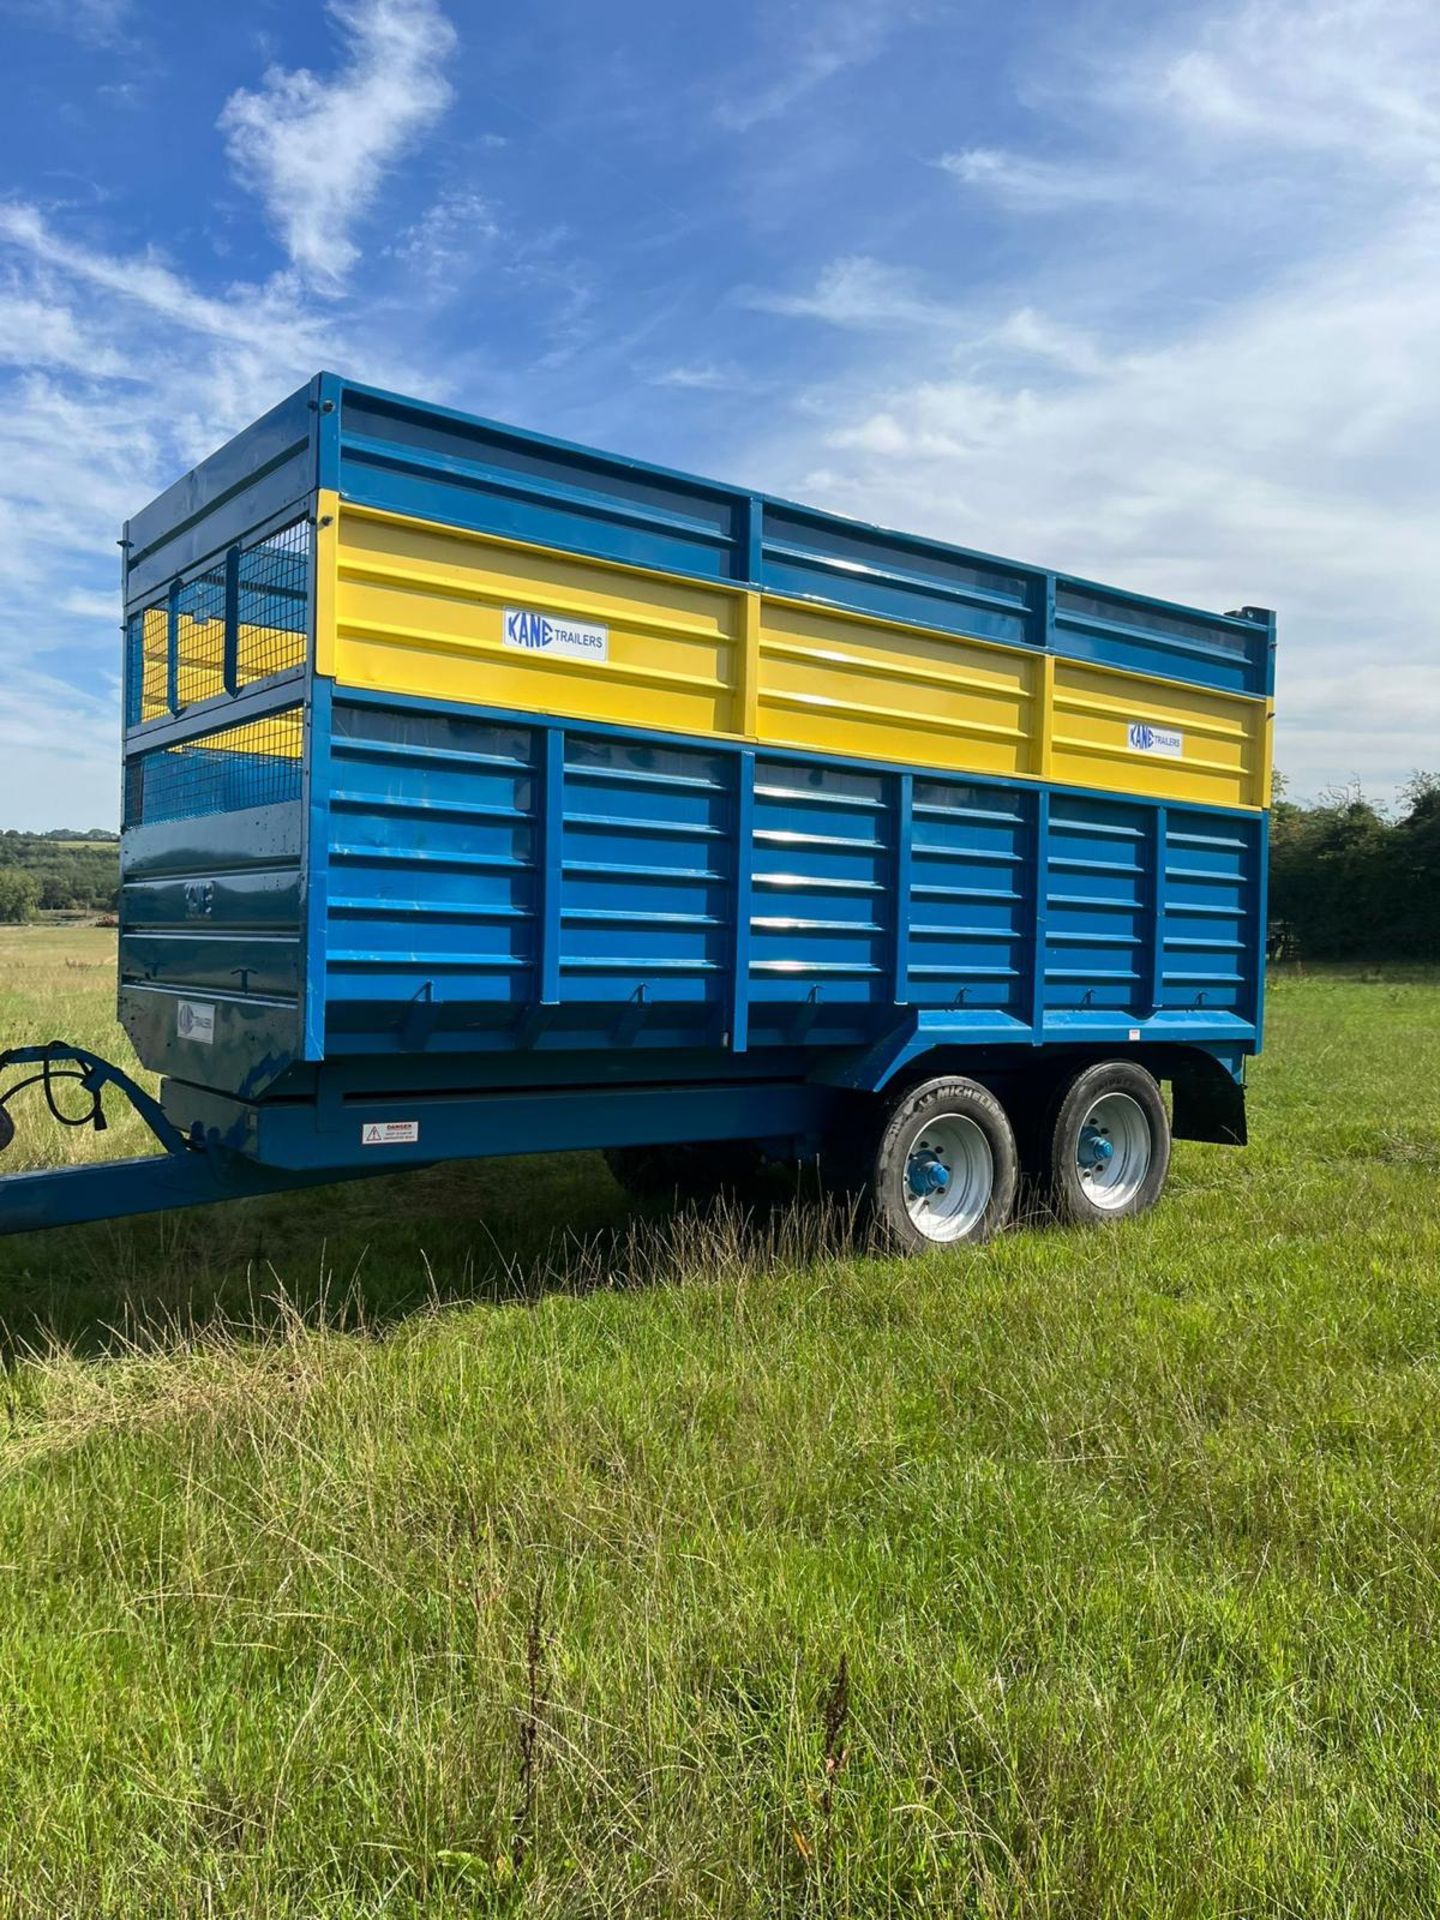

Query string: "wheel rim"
[[902, 1112, 993, 1243], [1074, 1092, 1152, 1212]]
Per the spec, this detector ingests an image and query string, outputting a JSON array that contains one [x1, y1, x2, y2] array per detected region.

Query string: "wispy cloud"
[[0, 291, 126, 376], [219, 0, 457, 289], [389, 189, 500, 284], [746, 256, 953, 330], [714, 2, 910, 133], [939, 147, 1138, 210], [0, 0, 134, 47], [649, 362, 751, 392], [60, 586, 124, 621], [0, 203, 333, 360], [991, 307, 1108, 377]]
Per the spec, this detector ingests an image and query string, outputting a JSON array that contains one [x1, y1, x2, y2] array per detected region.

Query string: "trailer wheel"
[[1045, 1061, 1170, 1225], [603, 1140, 770, 1207], [868, 1077, 1018, 1253]]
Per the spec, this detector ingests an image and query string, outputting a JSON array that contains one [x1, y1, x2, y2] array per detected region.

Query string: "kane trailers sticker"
[[503, 606, 609, 661], [1127, 722, 1184, 759], [362, 1121, 420, 1146], [176, 1000, 215, 1045]]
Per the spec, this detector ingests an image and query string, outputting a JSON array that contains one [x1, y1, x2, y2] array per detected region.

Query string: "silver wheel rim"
[[1074, 1091, 1152, 1212], [902, 1112, 993, 1243]]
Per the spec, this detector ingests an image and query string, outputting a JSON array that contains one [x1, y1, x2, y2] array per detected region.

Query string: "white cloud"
[[742, 0, 1440, 802], [1150, 0, 1440, 172], [746, 256, 953, 330], [939, 147, 1137, 209], [0, 292, 126, 376], [60, 587, 122, 621], [219, 0, 457, 289], [390, 189, 500, 284], [1, 0, 133, 46], [714, 4, 905, 133], [0, 203, 332, 361], [991, 307, 1107, 377], [650, 363, 747, 391]]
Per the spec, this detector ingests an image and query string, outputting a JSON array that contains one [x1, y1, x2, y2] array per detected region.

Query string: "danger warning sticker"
[[361, 1120, 420, 1147]]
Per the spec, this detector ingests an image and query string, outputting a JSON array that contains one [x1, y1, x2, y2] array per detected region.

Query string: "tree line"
[[0, 833, 119, 921], [1269, 776, 1440, 960]]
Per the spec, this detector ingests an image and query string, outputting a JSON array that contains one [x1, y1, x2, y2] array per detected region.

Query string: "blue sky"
[[0, 0, 1436, 828]]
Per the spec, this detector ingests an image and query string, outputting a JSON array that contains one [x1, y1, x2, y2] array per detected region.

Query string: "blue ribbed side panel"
[[1161, 814, 1257, 1016], [760, 506, 1036, 652], [907, 781, 1033, 1016], [749, 757, 889, 1006], [1045, 794, 1149, 1012], [325, 701, 538, 1011], [560, 732, 731, 1005], [314, 692, 1262, 1060], [322, 701, 737, 1044], [1053, 584, 1262, 697], [335, 386, 743, 584]]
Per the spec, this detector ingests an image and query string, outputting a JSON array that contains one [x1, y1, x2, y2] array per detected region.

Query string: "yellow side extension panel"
[[324, 499, 744, 742], [320, 497, 1272, 813]]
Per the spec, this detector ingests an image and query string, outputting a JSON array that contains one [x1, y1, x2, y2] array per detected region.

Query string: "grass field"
[[3, 926, 1440, 1916]]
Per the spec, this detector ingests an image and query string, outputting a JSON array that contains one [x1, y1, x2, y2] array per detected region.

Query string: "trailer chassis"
[[0, 1044, 376, 1235]]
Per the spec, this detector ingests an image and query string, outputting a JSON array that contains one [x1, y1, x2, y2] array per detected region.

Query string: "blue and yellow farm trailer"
[[0, 374, 1274, 1247]]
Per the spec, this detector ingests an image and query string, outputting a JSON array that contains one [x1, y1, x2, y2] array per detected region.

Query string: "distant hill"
[[0, 831, 119, 920]]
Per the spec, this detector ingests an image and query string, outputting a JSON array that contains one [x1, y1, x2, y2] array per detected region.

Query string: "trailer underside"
[[0, 1035, 1244, 1237]]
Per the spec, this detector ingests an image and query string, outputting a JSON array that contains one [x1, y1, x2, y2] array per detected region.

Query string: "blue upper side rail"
[[123, 371, 1276, 700], [124, 381, 320, 605]]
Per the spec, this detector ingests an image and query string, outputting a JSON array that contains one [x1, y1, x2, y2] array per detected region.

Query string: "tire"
[[603, 1140, 770, 1207], [1044, 1061, 1170, 1226], [867, 1077, 1019, 1254]]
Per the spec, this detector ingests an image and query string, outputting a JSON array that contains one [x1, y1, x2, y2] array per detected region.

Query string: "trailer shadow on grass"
[[0, 1152, 866, 1359]]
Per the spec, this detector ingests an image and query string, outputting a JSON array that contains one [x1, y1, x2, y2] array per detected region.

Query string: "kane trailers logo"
[[175, 999, 215, 1045], [503, 606, 609, 661], [1127, 722, 1184, 759]]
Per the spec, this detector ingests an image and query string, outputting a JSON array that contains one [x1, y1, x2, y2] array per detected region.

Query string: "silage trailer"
[[0, 374, 1273, 1247]]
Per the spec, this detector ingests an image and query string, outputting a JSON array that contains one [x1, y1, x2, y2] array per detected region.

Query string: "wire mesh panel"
[[124, 707, 305, 826], [123, 516, 311, 727], [236, 519, 311, 688], [125, 605, 171, 725], [174, 563, 227, 708]]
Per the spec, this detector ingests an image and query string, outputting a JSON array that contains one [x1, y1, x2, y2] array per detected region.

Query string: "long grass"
[[3, 928, 1440, 1915]]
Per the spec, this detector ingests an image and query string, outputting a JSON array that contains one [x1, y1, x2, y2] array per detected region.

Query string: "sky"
[[0, 0, 1436, 829]]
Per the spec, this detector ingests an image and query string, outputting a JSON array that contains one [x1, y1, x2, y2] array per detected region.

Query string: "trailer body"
[[3, 373, 1274, 1231]]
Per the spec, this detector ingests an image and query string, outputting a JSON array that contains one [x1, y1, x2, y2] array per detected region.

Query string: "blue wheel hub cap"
[[907, 1151, 951, 1198], [1079, 1124, 1115, 1169]]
